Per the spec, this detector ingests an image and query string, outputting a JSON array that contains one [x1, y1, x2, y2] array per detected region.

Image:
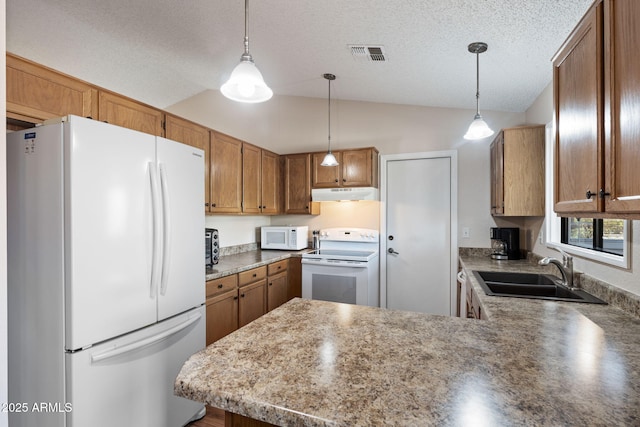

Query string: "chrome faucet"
[[538, 248, 575, 290]]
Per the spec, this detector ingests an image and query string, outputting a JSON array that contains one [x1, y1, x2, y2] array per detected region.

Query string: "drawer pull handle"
[[218, 284, 223, 288]]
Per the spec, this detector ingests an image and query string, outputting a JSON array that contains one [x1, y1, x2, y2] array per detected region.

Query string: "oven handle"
[[301, 258, 369, 267]]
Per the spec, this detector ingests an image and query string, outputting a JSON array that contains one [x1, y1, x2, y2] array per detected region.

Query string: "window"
[[561, 218, 625, 256], [544, 123, 630, 269]]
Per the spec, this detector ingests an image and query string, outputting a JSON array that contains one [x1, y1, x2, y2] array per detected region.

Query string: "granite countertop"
[[206, 249, 309, 281], [178, 254, 640, 426]]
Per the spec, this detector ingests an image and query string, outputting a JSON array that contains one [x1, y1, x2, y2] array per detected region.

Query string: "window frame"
[[543, 122, 630, 269]]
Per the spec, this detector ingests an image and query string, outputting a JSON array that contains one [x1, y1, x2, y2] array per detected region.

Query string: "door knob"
[[388, 248, 399, 255]]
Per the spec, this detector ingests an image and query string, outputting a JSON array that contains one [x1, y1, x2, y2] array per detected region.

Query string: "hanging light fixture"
[[321, 73, 339, 166], [463, 42, 494, 140], [220, 0, 273, 103]]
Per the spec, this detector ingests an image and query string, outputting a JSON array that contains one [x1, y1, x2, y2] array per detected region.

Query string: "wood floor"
[[187, 406, 225, 427]]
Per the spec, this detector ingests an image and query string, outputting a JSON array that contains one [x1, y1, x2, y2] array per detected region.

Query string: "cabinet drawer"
[[267, 260, 288, 276], [206, 274, 238, 298], [238, 266, 267, 287]]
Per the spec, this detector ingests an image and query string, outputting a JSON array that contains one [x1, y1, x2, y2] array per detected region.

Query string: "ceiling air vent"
[[349, 45, 387, 62]]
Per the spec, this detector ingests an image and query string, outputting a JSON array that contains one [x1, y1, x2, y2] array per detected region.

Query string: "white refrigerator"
[[7, 115, 206, 427]]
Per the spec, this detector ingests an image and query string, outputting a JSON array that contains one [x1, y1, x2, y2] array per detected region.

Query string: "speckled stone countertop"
[[206, 249, 308, 281], [177, 254, 640, 426]]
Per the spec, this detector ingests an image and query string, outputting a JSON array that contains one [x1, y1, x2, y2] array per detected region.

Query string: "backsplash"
[[219, 243, 258, 256]]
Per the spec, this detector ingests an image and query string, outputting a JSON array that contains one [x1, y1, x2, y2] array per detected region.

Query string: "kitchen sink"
[[472, 271, 606, 304]]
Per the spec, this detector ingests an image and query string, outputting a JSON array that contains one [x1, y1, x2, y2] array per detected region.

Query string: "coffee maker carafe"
[[490, 227, 520, 260]]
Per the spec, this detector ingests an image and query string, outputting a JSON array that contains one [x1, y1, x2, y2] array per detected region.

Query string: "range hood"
[[311, 187, 379, 202]]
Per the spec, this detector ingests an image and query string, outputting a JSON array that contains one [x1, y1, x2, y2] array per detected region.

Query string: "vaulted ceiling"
[[7, 0, 593, 112]]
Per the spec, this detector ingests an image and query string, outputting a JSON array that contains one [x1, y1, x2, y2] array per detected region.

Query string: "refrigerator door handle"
[[149, 162, 162, 298], [90, 312, 202, 363], [159, 163, 171, 296]]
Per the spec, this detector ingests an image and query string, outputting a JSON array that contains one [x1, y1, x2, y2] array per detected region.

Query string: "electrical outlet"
[[462, 227, 470, 239]]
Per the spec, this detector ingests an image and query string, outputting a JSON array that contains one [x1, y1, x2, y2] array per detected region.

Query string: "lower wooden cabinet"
[[466, 281, 485, 320], [205, 290, 239, 346], [238, 279, 267, 328], [206, 261, 294, 345], [288, 257, 302, 300]]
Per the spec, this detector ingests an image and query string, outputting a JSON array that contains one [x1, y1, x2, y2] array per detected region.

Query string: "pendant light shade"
[[221, 0, 272, 103], [464, 42, 494, 140], [321, 73, 339, 167]]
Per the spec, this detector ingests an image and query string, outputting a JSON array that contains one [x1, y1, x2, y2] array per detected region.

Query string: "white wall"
[[168, 90, 527, 249], [2, 1, 9, 425], [525, 82, 640, 296]]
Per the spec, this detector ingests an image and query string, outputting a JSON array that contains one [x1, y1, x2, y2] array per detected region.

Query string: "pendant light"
[[220, 0, 273, 103], [321, 73, 339, 166], [463, 42, 494, 140]]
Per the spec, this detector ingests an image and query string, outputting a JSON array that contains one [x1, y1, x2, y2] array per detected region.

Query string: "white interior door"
[[381, 152, 457, 315]]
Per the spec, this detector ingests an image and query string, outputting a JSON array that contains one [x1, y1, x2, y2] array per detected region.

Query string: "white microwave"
[[261, 226, 308, 250]]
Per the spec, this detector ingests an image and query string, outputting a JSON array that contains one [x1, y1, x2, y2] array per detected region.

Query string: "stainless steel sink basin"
[[472, 271, 606, 304]]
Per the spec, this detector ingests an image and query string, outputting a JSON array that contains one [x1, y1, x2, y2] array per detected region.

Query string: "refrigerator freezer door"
[[66, 306, 205, 427], [156, 137, 205, 320], [65, 116, 158, 350]]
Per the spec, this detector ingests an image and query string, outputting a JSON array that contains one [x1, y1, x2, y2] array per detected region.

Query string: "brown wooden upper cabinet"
[[165, 115, 211, 210], [284, 153, 319, 215], [490, 126, 545, 216], [312, 148, 379, 188], [209, 132, 243, 214], [242, 143, 281, 214], [98, 91, 164, 137], [6, 53, 98, 124], [553, 0, 640, 217]]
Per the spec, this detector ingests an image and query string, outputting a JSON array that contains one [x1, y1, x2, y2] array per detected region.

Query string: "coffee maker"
[[490, 227, 520, 260]]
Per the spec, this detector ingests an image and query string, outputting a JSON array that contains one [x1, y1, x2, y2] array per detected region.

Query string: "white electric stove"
[[301, 228, 379, 306]]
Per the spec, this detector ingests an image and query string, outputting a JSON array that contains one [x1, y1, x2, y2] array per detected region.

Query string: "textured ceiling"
[[7, 0, 593, 112]]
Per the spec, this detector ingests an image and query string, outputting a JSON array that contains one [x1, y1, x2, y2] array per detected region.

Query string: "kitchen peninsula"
[[176, 254, 640, 427]]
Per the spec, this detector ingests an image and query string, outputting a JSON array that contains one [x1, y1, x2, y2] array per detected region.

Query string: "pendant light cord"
[[475, 50, 480, 116], [327, 76, 332, 152], [242, 0, 251, 60]]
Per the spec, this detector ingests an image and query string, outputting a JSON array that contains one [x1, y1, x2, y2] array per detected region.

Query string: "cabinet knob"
[[241, 293, 245, 298], [334, 179, 339, 182], [217, 284, 223, 289], [342, 178, 346, 182], [269, 282, 272, 286], [252, 273, 257, 278], [205, 202, 210, 207], [586, 190, 596, 199], [599, 189, 611, 199], [234, 296, 238, 300], [212, 203, 217, 207]]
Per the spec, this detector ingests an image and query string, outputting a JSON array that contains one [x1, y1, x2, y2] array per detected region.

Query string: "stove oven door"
[[301, 258, 373, 306]]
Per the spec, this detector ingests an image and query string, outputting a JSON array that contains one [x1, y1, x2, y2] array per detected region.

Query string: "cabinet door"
[[503, 127, 545, 216], [242, 143, 262, 214], [98, 91, 164, 136], [206, 290, 238, 345], [238, 280, 267, 328], [604, 0, 640, 213], [7, 53, 98, 123], [165, 115, 210, 211], [267, 272, 288, 312], [342, 148, 377, 187], [261, 150, 281, 214], [287, 257, 302, 300], [312, 152, 341, 188], [490, 134, 504, 215], [553, 3, 604, 214], [284, 153, 313, 214], [210, 132, 243, 213]]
